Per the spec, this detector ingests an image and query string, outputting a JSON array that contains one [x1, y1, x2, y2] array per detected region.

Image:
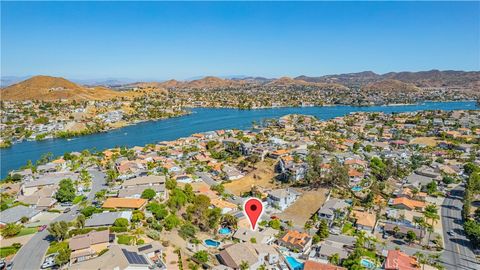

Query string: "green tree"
[[239, 261, 249, 270], [141, 188, 156, 200], [114, 218, 129, 228], [424, 204, 439, 246], [164, 214, 180, 231], [317, 220, 329, 240], [55, 178, 76, 202], [1, 223, 21, 237], [268, 219, 281, 230], [179, 223, 197, 240], [329, 253, 340, 265], [75, 214, 86, 229], [193, 250, 208, 263], [406, 230, 417, 245], [55, 246, 72, 266], [47, 221, 69, 241]]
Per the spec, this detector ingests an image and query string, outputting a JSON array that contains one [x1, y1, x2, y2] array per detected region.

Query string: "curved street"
[[12, 169, 105, 270]]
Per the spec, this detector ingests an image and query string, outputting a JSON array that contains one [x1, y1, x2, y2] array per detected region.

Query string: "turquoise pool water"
[[285, 256, 304, 270], [219, 227, 231, 234], [204, 239, 220, 247], [351, 186, 363, 192], [360, 258, 376, 269]]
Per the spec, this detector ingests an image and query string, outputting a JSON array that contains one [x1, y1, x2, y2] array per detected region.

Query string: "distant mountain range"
[[1, 70, 478, 101], [1, 76, 142, 101]]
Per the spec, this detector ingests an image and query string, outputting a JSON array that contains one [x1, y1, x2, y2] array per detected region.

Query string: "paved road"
[[12, 169, 105, 270], [441, 184, 479, 270]]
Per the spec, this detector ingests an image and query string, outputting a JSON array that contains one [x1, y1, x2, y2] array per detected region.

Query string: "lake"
[[1, 101, 478, 178]]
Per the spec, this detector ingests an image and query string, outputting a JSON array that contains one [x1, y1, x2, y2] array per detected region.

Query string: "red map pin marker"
[[244, 198, 263, 231]]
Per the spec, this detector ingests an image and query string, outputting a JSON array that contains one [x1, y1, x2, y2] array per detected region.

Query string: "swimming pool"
[[204, 239, 220, 247], [351, 186, 363, 192], [285, 256, 304, 270], [219, 227, 231, 235], [360, 258, 376, 269]]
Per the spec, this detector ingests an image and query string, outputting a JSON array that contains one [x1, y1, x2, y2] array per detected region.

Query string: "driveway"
[[12, 169, 105, 270], [440, 184, 479, 270]]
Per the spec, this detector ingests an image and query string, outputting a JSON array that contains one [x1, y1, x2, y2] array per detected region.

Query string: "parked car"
[[63, 208, 71, 213], [60, 202, 73, 207], [448, 230, 455, 236], [38, 225, 47, 232]]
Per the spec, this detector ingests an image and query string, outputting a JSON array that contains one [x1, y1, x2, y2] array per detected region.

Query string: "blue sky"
[[1, 1, 479, 80]]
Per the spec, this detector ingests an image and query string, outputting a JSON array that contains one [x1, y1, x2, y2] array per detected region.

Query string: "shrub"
[[146, 230, 161, 240], [114, 218, 129, 228], [110, 226, 128, 233], [117, 235, 133, 245]]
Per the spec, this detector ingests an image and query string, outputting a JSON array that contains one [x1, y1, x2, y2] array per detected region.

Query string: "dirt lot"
[[277, 188, 329, 226], [409, 137, 437, 147], [224, 159, 281, 196]]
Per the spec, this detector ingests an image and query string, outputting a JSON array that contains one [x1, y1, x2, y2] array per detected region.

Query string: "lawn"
[[73, 195, 86, 204], [47, 241, 69, 255], [17, 227, 37, 237], [0, 245, 21, 258]]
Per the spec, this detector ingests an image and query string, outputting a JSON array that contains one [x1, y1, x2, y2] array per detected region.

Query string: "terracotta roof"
[[102, 198, 147, 209], [384, 250, 419, 270], [391, 197, 426, 210], [304, 261, 346, 270], [280, 230, 310, 248]]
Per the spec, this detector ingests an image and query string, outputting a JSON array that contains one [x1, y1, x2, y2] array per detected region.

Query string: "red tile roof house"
[[383, 250, 420, 270], [277, 230, 313, 253]]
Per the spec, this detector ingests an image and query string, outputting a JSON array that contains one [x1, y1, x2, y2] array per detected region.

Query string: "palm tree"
[[424, 204, 439, 247], [239, 260, 249, 270]]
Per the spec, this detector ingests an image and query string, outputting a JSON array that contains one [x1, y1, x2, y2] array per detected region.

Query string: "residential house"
[[69, 230, 111, 264], [217, 243, 279, 270], [351, 210, 376, 233], [304, 261, 346, 270], [102, 198, 147, 210], [70, 243, 165, 270], [0, 205, 40, 227], [85, 211, 133, 227], [222, 165, 244, 181], [383, 250, 420, 270], [267, 188, 300, 211], [389, 197, 426, 211], [277, 230, 312, 253], [318, 199, 350, 225], [232, 227, 277, 244]]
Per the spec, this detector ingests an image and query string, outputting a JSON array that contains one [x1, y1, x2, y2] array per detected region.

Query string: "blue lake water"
[[1, 101, 477, 178]]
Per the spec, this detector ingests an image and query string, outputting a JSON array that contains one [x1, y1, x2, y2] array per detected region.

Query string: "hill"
[[361, 79, 420, 93], [1, 75, 136, 101]]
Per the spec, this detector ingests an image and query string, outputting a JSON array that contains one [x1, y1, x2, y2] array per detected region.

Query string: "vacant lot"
[[410, 137, 437, 147], [224, 160, 281, 196], [277, 188, 329, 226]]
